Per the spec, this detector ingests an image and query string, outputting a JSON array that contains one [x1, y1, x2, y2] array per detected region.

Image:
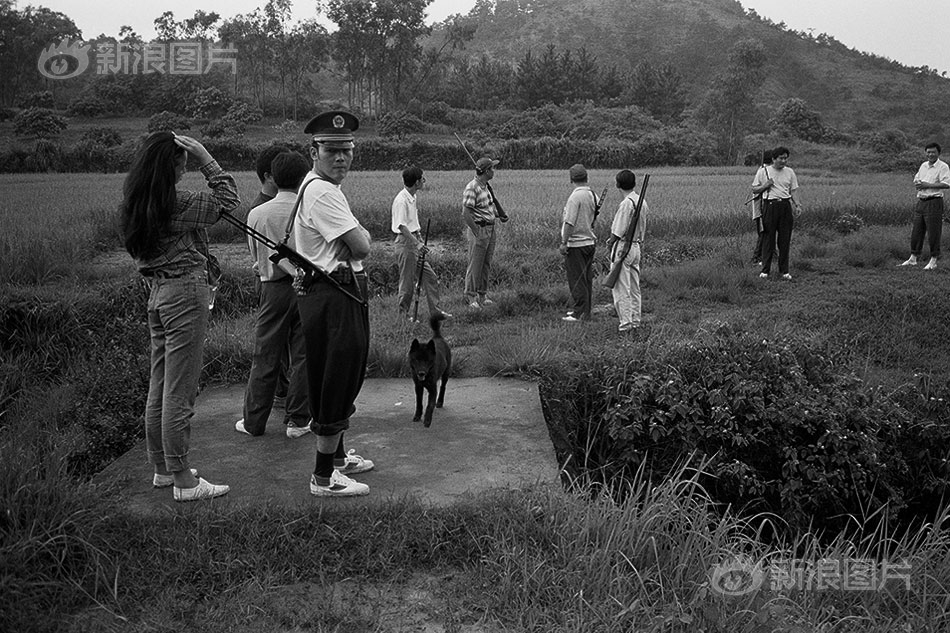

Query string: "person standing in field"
[[250, 143, 299, 409], [606, 169, 646, 333], [900, 142, 950, 270], [294, 111, 374, 497], [235, 152, 312, 439], [559, 163, 598, 322], [462, 156, 508, 309], [392, 166, 451, 321], [749, 149, 773, 266], [119, 131, 238, 502], [755, 146, 802, 280]]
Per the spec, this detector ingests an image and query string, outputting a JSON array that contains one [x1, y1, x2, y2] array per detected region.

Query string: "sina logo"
[[709, 556, 765, 596], [37, 40, 91, 80]]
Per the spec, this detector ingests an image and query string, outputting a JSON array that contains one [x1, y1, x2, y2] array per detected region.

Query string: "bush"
[[378, 110, 426, 138], [17, 90, 55, 109], [80, 127, 123, 147], [187, 86, 232, 119], [540, 327, 950, 534], [147, 110, 191, 133], [833, 213, 865, 234], [224, 101, 263, 124], [13, 107, 68, 139], [67, 95, 110, 117], [202, 118, 246, 139]]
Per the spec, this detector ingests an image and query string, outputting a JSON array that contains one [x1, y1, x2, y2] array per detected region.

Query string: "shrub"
[[80, 127, 123, 147], [0, 107, 15, 122], [147, 110, 191, 133], [378, 110, 426, 138], [540, 327, 950, 534], [202, 118, 246, 139], [833, 213, 865, 234], [66, 95, 110, 117], [187, 86, 232, 119], [224, 101, 263, 124], [17, 90, 55, 109], [13, 107, 68, 139]]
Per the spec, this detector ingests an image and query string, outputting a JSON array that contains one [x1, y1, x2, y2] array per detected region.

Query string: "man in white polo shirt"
[[900, 142, 950, 270]]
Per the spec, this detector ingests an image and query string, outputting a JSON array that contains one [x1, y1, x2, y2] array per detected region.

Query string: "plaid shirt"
[[462, 178, 497, 225], [137, 161, 240, 278]]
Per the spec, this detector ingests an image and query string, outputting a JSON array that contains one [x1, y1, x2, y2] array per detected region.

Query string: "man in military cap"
[[294, 110, 374, 497], [462, 156, 507, 308]]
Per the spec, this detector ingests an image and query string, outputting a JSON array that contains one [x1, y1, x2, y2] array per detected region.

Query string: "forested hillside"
[[2, 0, 948, 170]]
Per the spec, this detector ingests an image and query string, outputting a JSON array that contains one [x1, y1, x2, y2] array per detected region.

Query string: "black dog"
[[409, 313, 451, 427]]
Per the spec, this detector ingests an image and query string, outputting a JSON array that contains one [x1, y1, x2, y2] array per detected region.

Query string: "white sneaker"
[[759, 272, 769, 278], [286, 421, 311, 439], [481, 297, 494, 305], [468, 300, 481, 309], [782, 273, 793, 280], [561, 315, 579, 322], [152, 468, 197, 488], [924, 258, 938, 270], [309, 470, 369, 497], [337, 449, 374, 475], [173, 478, 230, 502], [900, 256, 918, 267], [234, 419, 252, 435]]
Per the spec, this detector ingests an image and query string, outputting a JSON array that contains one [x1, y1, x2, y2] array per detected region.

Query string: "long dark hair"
[[120, 131, 184, 258]]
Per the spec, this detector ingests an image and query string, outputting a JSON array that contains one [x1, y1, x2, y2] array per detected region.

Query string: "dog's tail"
[[429, 312, 445, 338]]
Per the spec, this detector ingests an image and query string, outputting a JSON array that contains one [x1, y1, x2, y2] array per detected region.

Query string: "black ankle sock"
[[314, 451, 334, 482]]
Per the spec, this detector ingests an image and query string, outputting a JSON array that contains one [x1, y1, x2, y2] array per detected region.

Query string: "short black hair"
[[926, 142, 942, 154], [271, 152, 310, 189], [402, 165, 424, 187], [772, 146, 790, 159], [615, 169, 636, 190], [762, 149, 773, 164], [255, 143, 295, 183]]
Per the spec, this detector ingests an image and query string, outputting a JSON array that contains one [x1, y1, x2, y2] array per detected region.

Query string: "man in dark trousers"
[[755, 146, 803, 281], [559, 163, 598, 321], [294, 111, 374, 497]]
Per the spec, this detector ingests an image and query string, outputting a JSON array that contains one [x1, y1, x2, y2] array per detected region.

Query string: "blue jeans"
[[144, 270, 210, 472], [464, 224, 496, 300], [910, 197, 944, 259]]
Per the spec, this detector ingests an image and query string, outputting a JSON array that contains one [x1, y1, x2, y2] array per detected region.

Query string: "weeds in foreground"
[[4, 449, 948, 632]]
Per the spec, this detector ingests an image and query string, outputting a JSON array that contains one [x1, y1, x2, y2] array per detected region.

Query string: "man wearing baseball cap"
[[462, 156, 506, 308], [293, 110, 374, 497]]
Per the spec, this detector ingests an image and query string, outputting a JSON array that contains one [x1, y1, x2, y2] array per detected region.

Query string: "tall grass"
[[1, 168, 914, 284]]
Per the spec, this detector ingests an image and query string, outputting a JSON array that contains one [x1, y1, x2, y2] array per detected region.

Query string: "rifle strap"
[[282, 177, 318, 246]]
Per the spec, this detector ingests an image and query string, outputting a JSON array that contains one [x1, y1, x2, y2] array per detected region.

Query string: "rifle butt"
[[603, 261, 622, 289]]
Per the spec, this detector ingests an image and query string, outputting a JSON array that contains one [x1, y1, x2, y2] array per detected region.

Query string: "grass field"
[[0, 166, 914, 285], [4, 166, 950, 632]]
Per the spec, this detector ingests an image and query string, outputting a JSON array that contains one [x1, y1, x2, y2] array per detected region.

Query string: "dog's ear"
[[410, 339, 420, 350], [427, 340, 436, 352]]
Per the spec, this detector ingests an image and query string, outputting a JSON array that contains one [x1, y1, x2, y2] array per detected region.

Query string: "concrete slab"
[[98, 377, 560, 513]]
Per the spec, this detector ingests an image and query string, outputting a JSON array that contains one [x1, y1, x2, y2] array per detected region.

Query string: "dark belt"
[[311, 268, 365, 284], [142, 269, 188, 279], [475, 220, 495, 227]]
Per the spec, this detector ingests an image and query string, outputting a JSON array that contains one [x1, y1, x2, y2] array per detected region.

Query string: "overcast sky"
[[27, 0, 950, 74]]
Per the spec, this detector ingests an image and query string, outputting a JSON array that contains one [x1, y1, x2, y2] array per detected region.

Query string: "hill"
[[436, 0, 950, 141]]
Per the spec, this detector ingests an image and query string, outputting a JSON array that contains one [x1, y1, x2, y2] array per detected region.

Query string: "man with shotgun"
[[559, 164, 599, 322], [391, 165, 450, 321], [461, 155, 508, 309], [605, 170, 649, 333]]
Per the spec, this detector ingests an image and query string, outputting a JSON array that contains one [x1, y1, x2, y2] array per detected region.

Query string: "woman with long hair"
[[120, 131, 239, 501]]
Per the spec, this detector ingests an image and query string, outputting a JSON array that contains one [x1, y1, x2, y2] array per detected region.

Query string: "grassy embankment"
[[3, 168, 950, 632]]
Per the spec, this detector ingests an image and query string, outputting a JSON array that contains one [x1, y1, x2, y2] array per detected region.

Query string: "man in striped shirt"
[[462, 156, 507, 308]]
